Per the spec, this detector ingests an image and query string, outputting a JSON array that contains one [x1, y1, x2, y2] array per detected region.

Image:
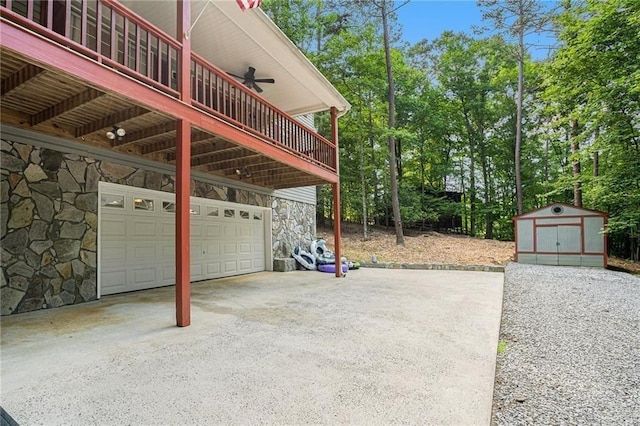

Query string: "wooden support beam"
[[205, 153, 264, 173], [219, 162, 288, 177], [1, 64, 44, 97], [31, 88, 103, 126], [175, 0, 191, 328], [192, 147, 247, 167], [254, 174, 326, 189], [112, 121, 177, 147], [141, 130, 212, 155], [331, 107, 343, 277], [74, 106, 148, 137], [166, 137, 226, 161]]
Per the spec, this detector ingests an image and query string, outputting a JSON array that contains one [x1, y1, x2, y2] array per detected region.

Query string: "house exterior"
[[513, 203, 608, 268], [0, 0, 350, 325]]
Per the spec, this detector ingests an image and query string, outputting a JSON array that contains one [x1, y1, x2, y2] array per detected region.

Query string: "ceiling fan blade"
[[252, 82, 264, 93], [254, 78, 275, 84]]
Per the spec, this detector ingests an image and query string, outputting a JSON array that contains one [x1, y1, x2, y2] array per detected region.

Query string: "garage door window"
[[102, 194, 124, 208], [240, 210, 250, 219], [134, 198, 154, 211], [207, 206, 219, 217], [190, 204, 200, 215], [162, 201, 175, 213], [224, 208, 235, 218], [253, 212, 262, 220]]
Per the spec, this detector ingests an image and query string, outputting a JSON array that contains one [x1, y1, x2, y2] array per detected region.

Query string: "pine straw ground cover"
[[318, 223, 640, 275]]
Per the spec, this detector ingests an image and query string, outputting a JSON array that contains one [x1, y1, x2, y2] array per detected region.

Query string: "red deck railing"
[[0, 0, 336, 172]]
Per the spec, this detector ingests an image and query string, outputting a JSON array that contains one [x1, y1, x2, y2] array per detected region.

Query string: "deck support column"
[[176, 120, 191, 326], [176, 0, 191, 327], [330, 107, 343, 277]]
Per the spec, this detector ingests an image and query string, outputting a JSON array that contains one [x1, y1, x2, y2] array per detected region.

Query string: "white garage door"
[[98, 182, 270, 296]]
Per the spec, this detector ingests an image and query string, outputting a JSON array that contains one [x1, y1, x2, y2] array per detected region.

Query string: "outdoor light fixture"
[[106, 126, 126, 140], [235, 166, 251, 178]]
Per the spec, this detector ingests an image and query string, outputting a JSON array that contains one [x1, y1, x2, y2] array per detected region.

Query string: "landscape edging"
[[359, 262, 505, 273]]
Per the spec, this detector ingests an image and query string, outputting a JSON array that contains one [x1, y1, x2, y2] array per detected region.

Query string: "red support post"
[[175, 119, 191, 327], [175, 0, 191, 327], [330, 107, 343, 277]]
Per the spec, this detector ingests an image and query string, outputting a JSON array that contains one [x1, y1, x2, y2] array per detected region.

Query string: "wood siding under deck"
[[0, 0, 338, 189]]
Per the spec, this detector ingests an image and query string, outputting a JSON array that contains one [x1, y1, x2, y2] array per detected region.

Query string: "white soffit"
[[121, 0, 350, 117]]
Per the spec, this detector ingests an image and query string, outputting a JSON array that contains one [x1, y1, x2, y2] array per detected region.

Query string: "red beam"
[[175, 0, 191, 328], [330, 107, 343, 277]]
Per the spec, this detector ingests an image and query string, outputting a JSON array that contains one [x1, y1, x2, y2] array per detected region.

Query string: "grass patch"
[[497, 340, 507, 355]]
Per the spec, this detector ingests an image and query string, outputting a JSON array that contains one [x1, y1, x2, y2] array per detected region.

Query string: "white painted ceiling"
[[121, 0, 350, 116]]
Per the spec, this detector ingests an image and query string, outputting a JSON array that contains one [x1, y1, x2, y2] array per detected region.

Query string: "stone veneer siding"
[[1, 138, 315, 315]]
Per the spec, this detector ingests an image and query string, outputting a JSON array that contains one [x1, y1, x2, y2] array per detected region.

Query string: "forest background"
[[261, 0, 640, 261]]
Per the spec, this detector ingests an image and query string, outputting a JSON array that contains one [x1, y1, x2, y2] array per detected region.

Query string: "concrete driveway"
[[1, 268, 503, 425]]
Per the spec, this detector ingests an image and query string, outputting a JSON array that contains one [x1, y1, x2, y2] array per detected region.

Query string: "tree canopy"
[[262, 0, 640, 260]]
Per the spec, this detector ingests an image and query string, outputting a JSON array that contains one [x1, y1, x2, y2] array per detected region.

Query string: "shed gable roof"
[[514, 202, 607, 220]]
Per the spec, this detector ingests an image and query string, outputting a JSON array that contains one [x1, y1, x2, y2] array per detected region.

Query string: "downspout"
[[331, 106, 344, 277], [175, 0, 192, 327]]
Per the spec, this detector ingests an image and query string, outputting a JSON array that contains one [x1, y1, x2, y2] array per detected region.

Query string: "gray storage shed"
[[513, 203, 608, 267]]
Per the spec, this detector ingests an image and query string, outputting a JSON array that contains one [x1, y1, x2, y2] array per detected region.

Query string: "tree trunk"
[[360, 125, 368, 241], [593, 128, 600, 178], [481, 151, 493, 239], [469, 147, 476, 236], [381, 0, 404, 245], [570, 119, 582, 207], [460, 159, 468, 235], [368, 97, 380, 226], [515, 24, 525, 215]]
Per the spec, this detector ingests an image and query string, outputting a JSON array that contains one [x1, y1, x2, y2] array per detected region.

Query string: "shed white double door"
[[99, 182, 270, 296], [536, 225, 582, 265]]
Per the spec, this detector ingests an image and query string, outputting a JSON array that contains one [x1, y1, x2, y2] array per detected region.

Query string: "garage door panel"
[[191, 264, 202, 280], [222, 224, 236, 238], [133, 244, 156, 261], [239, 225, 252, 237], [224, 260, 237, 273], [131, 221, 156, 237], [206, 262, 221, 276], [190, 242, 203, 260], [206, 224, 221, 237], [101, 270, 126, 295], [239, 259, 252, 271], [160, 244, 174, 260], [133, 267, 156, 286], [102, 219, 126, 237], [223, 243, 237, 255], [102, 243, 127, 262], [206, 242, 220, 256], [191, 223, 202, 235], [160, 222, 174, 237], [100, 183, 267, 296], [161, 266, 175, 282]]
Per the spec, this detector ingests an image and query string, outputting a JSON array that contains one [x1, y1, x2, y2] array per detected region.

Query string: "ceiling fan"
[[227, 66, 275, 93]]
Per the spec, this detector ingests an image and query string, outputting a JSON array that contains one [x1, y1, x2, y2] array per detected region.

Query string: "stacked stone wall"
[[1, 138, 315, 315]]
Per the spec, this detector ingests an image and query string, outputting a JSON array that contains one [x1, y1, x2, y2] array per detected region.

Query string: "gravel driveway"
[[493, 263, 640, 425]]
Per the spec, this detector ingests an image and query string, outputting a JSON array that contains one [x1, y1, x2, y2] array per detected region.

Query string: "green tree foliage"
[[542, 0, 640, 259], [264, 0, 639, 260]]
